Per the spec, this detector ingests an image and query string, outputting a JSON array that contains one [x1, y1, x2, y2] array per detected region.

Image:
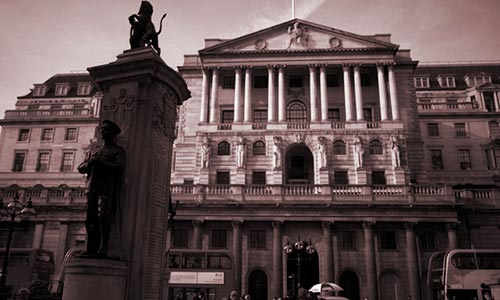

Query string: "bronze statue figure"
[[129, 1, 167, 54], [78, 120, 125, 257]]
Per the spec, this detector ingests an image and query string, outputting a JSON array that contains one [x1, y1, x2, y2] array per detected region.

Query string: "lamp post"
[[0, 193, 37, 299], [283, 236, 316, 298]]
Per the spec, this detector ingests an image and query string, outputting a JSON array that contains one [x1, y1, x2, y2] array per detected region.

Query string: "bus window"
[[169, 254, 181, 269], [451, 253, 477, 269], [207, 254, 231, 269], [183, 253, 205, 269], [477, 253, 500, 269]]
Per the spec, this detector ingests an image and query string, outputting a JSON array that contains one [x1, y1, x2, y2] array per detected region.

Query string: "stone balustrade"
[[0, 187, 87, 205], [417, 101, 475, 113], [4, 108, 95, 119]]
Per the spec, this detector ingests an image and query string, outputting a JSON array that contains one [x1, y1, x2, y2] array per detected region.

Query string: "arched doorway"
[[379, 272, 403, 300], [285, 145, 314, 184], [286, 242, 319, 297], [339, 271, 360, 300], [248, 269, 268, 300]]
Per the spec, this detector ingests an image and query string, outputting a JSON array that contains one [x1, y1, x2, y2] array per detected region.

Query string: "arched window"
[[333, 140, 346, 155], [369, 139, 383, 155], [253, 141, 266, 155], [286, 101, 307, 123], [217, 141, 230, 155]]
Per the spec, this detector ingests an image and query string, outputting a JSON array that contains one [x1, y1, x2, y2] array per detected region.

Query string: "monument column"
[[319, 65, 329, 122], [388, 64, 400, 120], [268, 66, 276, 122], [405, 222, 421, 300], [322, 221, 334, 282], [232, 220, 243, 295], [278, 66, 286, 122], [376, 64, 389, 121], [363, 221, 377, 300], [244, 67, 253, 123], [309, 65, 318, 122], [234, 67, 243, 123], [272, 220, 283, 298], [446, 222, 459, 249], [353, 65, 364, 121], [343, 65, 354, 122], [200, 68, 210, 123], [193, 219, 204, 249], [209, 67, 220, 123]]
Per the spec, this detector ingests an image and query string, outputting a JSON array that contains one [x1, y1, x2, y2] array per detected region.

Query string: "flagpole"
[[292, 0, 295, 19]]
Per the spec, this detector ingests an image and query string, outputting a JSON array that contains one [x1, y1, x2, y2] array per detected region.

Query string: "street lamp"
[[283, 236, 316, 297], [0, 193, 36, 298]]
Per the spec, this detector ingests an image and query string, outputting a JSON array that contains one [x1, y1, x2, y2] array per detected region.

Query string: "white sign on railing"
[[169, 272, 224, 285]]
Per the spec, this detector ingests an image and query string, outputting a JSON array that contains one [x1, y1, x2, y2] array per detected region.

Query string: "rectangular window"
[[216, 171, 230, 185], [12, 152, 26, 172], [249, 230, 266, 249], [77, 83, 92, 95], [221, 110, 234, 124], [420, 232, 437, 251], [328, 109, 341, 122], [333, 171, 349, 184], [458, 149, 471, 170], [36, 152, 50, 172], [361, 74, 370, 86], [363, 108, 373, 122], [430, 149, 443, 170], [65, 128, 78, 141], [289, 75, 303, 88], [438, 76, 456, 88], [371, 171, 386, 185], [253, 75, 267, 88], [210, 229, 227, 248], [484, 92, 495, 112], [494, 149, 500, 169], [18, 129, 30, 142], [222, 76, 235, 89], [455, 123, 466, 137], [379, 231, 397, 250], [61, 152, 75, 172], [41, 128, 54, 142], [414, 77, 430, 88], [253, 110, 267, 123], [252, 171, 266, 184], [340, 231, 356, 250], [55, 84, 69, 96], [326, 74, 339, 87], [33, 85, 47, 96], [172, 228, 189, 248], [427, 123, 439, 137]]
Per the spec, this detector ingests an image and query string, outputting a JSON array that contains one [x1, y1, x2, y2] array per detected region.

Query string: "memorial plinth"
[[62, 48, 190, 300]]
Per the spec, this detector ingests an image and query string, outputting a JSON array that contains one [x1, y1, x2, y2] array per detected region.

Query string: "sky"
[[1, 0, 500, 117]]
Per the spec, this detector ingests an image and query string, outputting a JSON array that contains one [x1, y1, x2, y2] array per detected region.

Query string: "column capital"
[[362, 221, 376, 230], [233, 65, 244, 70], [308, 64, 320, 69], [267, 64, 279, 70], [353, 64, 362, 71], [322, 221, 334, 231], [272, 220, 284, 229], [206, 66, 220, 70], [342, 63, 353, 70], [446, 221, 461, 231], [404, 221, 418, 231], [232, 220, 244, 228], [192, 219, 204, 227], [244, 65, 254, 69]]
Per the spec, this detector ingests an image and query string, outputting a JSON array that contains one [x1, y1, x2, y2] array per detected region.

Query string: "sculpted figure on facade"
[[353, 136, 364, 169], [201, 135, 211, 169], [287, 22, 308, 49], [128, 1, 167, 54], [77, 120, 125, 257], [236, 136, 246, 168], [273, 136, 282, 170], [390, 135, 401, 168], [317, 136, 327, 169]]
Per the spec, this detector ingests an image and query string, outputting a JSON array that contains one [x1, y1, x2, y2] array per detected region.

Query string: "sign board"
[[169, 272, 224, 285]]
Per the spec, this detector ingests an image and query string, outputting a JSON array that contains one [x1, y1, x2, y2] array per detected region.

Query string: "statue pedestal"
[[62, 48, 190, 300], [318, 168, 329, 185], [355, 168, 368, 185], [235, 167, 246, 185], [62, 259, 128, 300], [271, 169, 283, 185], [392, 167, 406, 184], [199, 168, 209, 185]]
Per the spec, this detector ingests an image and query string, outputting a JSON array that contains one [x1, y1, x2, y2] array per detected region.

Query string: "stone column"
[[56, 222, 69, 274], [232, 220, 243, 295], [278, 66, 286, 122], [200, 68, 210, 123], [404, 222, 421, 300], [309, 65, 318, 122], [209, 67, 219, 124], [192, 220, 204, 249], [244, 67, 253, 123], [322, 221, 334, 282], [353, 65, 364, 121], [234, 67, 243, 123], [268, 66, 276, 122], [343, 65, 354, 122], [388, 64, 400, 120], [446, 222, 459, 249], [319, 65, 329, 122], [272, 221, 283, 298], [32, 222, 44, 249], [362, 221, 377, 300], [376, 64, 389, 121]]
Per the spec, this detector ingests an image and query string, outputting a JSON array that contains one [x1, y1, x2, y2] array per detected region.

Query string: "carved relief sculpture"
[[236, 136, 246, 168], [287, 21, 308, 49], [201, 135, 211, 169], [390, 135, 401, 168], [77, 120, 126, 257], [353, 136, 364, 169], [273, 136, 282, 170], [317, 136, 327, 169], [129, 1, 167, 54]]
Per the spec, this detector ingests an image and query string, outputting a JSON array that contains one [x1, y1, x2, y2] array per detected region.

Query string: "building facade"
[[1, 19, 500, 300]]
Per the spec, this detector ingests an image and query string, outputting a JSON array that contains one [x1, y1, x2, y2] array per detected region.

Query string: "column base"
[[62, 258, 128, 300]]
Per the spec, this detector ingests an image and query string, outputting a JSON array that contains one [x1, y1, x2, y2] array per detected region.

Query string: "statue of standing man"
[[353, 136, 364, 169], [78, 120, 125, 257], [236, 137, 246, 168], [201, 135, 211, 169]]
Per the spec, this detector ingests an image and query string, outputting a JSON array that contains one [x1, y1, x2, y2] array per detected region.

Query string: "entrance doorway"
[[286, 243, 319, 297], [248, 269, 267, 300], [379, 272, 403, 300], [339, 271, 360, 300], [285, 145, 314, 184]]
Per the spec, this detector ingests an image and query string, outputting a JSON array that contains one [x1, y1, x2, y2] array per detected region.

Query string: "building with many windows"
[[1, 19, 500, 300]]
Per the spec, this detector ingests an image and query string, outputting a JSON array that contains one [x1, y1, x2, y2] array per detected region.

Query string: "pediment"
[[200, 19, 399, 54]]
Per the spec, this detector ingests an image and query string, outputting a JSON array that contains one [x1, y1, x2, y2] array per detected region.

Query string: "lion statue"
[[128, 1, 167, 55]]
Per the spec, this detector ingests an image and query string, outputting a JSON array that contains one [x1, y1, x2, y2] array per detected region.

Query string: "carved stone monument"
[[62, 47, 190, 300]]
